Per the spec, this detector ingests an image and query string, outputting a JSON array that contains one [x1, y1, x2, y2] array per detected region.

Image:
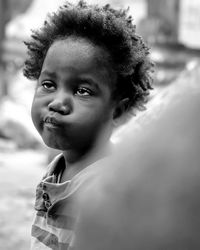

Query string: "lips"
[[43, 116, 61, 127]]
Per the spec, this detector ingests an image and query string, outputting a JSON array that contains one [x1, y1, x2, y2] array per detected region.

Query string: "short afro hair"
[[23, 0, 154, 113]]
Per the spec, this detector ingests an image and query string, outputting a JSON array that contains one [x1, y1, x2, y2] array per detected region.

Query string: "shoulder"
[[69, 157, 110, 194]]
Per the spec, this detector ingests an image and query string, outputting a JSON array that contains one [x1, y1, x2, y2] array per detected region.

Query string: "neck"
[[61, 140, 112, 181]]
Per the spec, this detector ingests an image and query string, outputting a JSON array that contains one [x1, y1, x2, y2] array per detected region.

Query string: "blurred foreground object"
[[73, 60, 200, 250]]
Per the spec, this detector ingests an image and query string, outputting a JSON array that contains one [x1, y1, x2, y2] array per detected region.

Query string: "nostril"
[[60, 107, 70, 115]]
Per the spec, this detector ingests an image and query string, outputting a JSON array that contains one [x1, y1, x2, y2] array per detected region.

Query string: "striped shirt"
[[31, 153, 103, 250]]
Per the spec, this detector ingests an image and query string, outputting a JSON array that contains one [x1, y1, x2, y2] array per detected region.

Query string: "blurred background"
[[0, 0, 200, 249]]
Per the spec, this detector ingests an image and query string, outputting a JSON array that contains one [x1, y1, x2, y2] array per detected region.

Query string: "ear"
[[113, 98, 130, 120]]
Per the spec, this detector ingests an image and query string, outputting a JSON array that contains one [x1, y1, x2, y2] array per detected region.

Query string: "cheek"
[[77, 102, 113, 126], [76, 104, 114, 138]]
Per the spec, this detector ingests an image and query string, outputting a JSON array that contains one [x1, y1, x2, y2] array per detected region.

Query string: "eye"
[[76, 87, 92, 96], [42, 81, 56, 91]]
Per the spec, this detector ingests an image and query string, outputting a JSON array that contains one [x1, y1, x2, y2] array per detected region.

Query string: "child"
[[23, 1, 154, 249]]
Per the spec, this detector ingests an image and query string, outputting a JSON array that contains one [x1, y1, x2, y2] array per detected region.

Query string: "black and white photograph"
[[0, 0, 200, 249]]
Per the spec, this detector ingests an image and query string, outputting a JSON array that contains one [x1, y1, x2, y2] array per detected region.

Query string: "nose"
[[48, 92, 72, 115]]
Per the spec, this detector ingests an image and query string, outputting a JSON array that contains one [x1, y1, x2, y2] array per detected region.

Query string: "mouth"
[[43, 116, 61, 128]]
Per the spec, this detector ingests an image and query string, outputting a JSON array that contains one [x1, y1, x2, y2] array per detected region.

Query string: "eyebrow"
[[40, 70, 57, 79]]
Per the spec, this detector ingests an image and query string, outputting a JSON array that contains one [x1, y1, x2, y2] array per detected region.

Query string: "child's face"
[[31, 37, 116, 155]]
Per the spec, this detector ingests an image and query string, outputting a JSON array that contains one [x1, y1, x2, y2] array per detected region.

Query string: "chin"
[[42, 137, 70, 151]]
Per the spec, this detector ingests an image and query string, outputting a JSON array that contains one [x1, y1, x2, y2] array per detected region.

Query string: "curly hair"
[[23, 0, 154, 113]]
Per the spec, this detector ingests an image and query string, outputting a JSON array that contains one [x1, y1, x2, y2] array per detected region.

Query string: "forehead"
[[42, 37, 112, 76]]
